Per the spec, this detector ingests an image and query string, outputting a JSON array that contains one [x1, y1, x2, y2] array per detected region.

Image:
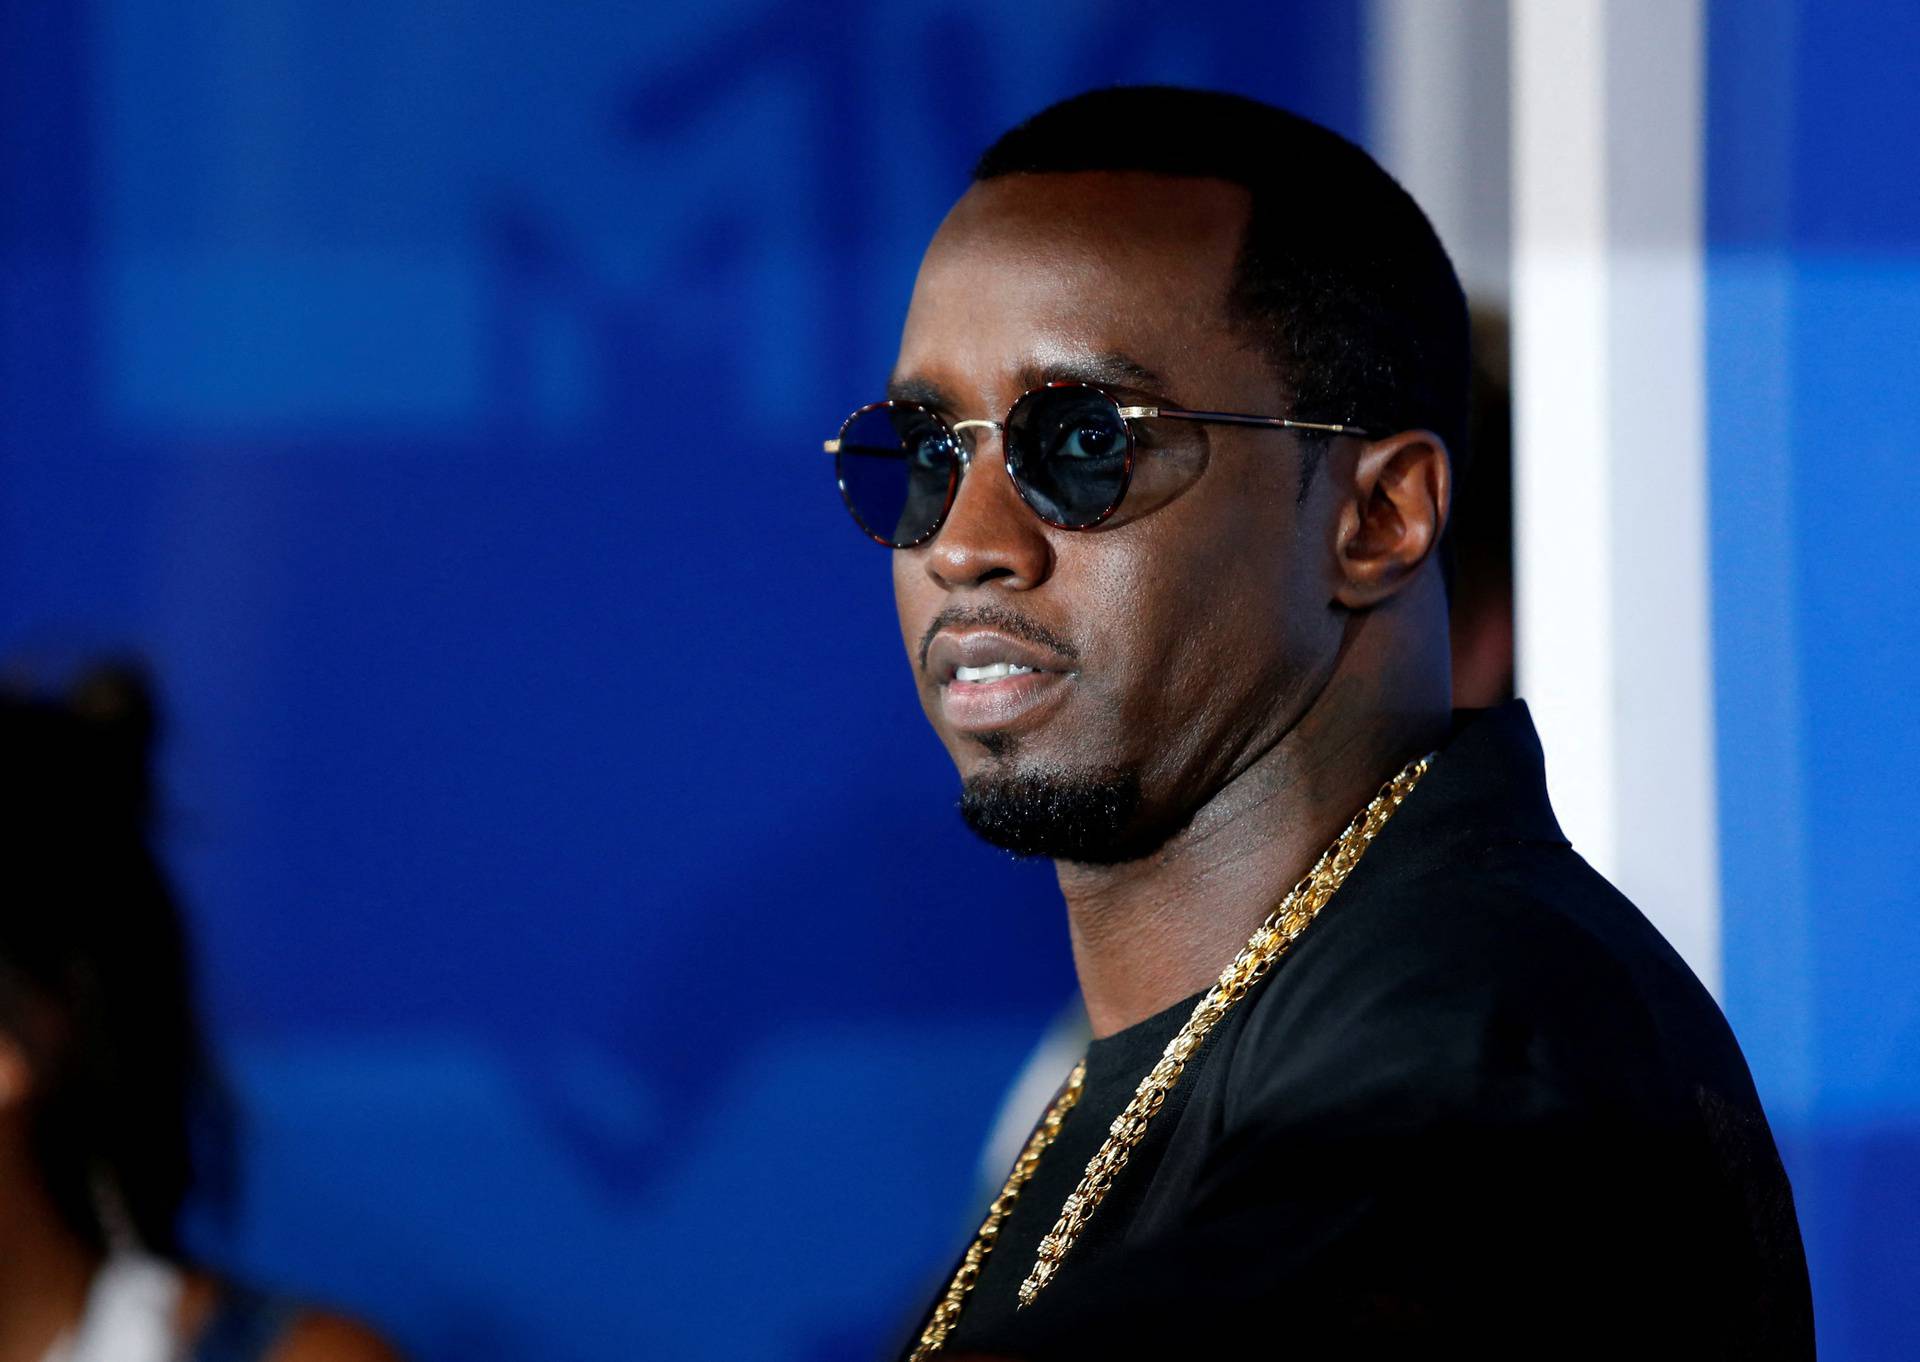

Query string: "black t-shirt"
[[940, 988, 1204, 1352], [914, 702, 1814, 1361]]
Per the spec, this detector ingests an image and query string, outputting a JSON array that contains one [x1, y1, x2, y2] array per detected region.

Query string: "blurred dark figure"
[[0, 667, 401, 1362], [1447, 306, 1515, 708]]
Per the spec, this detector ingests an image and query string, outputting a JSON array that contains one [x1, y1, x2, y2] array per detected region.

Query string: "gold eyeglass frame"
[[825, 380, 1382, 548]]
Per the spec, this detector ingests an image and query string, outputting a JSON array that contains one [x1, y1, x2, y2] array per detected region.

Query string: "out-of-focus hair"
[[0, 666, 225, 1256]]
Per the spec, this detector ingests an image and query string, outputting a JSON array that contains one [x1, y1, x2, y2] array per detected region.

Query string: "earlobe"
[[1331, 429, 1451, 609]]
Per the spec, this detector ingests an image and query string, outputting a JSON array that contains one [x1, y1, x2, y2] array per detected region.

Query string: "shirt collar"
[[1372, 700, 1571, 860]]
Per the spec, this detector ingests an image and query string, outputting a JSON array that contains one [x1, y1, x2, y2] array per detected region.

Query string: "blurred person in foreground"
[[0, 671, 401, 1362], [826, 88, 1812, 1359]]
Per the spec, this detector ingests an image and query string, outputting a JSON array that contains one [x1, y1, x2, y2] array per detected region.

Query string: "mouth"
[[954, 660, 1040, 683], [926, 629, 1075, 738]]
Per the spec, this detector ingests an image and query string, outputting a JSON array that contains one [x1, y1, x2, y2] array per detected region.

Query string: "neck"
[[1056, 606, 1450, 1039], [0, 1136, 101, 1362]]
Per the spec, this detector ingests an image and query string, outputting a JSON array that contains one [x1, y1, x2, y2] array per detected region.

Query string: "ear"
[[1331, 429, 1451, 609]]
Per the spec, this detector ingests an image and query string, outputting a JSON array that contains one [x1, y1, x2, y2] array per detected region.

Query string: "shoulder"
[[1271, 840, 1672, 1033], [179, 1273, 404, 1362], [268, 1311, 406, 1362], [1222, 838, 1738, 1125]]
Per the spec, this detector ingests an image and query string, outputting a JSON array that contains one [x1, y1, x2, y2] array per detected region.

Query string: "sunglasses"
[[825, 381, 1381, 548]]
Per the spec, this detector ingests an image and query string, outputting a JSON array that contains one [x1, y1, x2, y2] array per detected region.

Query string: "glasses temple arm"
[[1123, 407, 1379, 438]]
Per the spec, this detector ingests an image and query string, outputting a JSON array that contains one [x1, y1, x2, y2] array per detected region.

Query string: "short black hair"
[[973, 86, 1470, 469]]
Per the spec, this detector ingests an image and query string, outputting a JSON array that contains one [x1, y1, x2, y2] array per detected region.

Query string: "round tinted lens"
[[1005, 385, 1133, 527], [834, 403, 959, 547]]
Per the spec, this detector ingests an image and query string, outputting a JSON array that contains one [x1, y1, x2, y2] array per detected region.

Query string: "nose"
[[921, 430, 1053, 592]]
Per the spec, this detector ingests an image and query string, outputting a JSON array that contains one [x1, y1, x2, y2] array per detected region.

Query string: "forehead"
[[894, 173, 1253, 401]]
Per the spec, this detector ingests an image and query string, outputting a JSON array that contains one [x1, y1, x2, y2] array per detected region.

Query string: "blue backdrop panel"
[[0, 3, 1365, 1358], [1709, 3, 1920, 1358]]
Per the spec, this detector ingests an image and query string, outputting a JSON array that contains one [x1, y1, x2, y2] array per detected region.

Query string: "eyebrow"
[[885, 351, 1172, 417], [885, 375, 953, 409], [1019, 351, 1169, 396]]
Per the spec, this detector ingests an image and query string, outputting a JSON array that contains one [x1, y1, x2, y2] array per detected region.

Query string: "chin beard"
[[959, 761, 1181, 865]]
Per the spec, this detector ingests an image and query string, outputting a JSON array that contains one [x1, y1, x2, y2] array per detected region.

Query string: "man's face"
[[891, 173, 1347, 861]]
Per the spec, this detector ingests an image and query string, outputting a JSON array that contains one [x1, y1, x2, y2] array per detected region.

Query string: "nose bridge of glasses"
[[948, 417, 1004, 469]]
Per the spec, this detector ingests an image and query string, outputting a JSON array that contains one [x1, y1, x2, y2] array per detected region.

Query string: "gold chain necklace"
[[908, 753, 1433, 1360]]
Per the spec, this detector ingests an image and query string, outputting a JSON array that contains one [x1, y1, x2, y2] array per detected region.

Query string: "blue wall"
[[1708, 3, 1920, 1357], [0, 4, 1365, 1358], [12, 1, 1911, 1355]]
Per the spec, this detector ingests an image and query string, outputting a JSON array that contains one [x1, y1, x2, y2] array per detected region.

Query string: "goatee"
[[958, 763, 1176, 865]]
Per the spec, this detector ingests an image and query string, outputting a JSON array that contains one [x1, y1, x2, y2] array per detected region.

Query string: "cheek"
[[1088, 512, 1314, 728], [892, 555, 953, 732], [892, 554, 927, 657]]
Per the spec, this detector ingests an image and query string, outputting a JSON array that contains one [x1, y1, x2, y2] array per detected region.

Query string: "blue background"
[[1707, 2, 1920, 1358], [0, 4, 1360, 1359], [1, 1, 1912, 1357]]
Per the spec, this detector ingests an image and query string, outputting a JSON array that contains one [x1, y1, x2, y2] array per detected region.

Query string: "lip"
[[925, 629, 1076, 736]]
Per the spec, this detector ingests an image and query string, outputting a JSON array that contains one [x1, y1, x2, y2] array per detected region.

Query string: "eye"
[[907, 430, 951, 471], [890, 411, 955, 472], [1055, 421, 1123, 461]]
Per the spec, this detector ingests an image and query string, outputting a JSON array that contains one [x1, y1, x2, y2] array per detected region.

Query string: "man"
[[828, 88, 1811, 1359]]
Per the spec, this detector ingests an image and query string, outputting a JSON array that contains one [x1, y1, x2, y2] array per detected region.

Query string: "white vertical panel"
[[1602, 7, 1718, 994], [1368, 0, 1511, 305], [1510, 0, 1719, 992], [1512, 0, 1618, 886]]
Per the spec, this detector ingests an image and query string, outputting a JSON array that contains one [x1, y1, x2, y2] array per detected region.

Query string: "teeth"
[[954, 662, 1037, 683]]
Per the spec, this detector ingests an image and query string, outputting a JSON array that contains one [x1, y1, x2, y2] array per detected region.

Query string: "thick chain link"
[[909, 752, 1433, 1358]]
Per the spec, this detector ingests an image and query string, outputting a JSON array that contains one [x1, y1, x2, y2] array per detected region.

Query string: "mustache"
[[917, 604, 1081, 673]]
